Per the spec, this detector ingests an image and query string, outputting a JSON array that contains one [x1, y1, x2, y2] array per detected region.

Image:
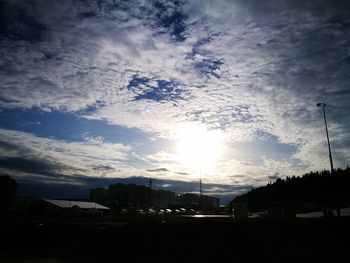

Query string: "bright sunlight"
[[176, 124, 222, 174]]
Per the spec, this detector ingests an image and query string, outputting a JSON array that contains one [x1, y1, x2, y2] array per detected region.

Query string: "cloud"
[[0, 157, 67, 177], [0, 128, 255, 203], [147, 168, 170, 173], [0, 0, 349, 192], [22, 121, 41, 126], [0, 129, 131, 182], [0, 129, 209, 186]]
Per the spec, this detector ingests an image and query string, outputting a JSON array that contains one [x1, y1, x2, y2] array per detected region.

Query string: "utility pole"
[[317, 103, 334, 173]]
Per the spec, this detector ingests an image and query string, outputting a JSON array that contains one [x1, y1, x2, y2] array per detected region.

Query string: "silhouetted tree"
[[230, 167, 350, 215]]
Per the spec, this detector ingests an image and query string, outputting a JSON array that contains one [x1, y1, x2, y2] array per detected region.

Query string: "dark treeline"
[[231, 167, 350, 212]]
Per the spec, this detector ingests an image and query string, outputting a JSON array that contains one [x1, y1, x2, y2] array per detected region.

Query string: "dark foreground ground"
[[1, 215, 350, 263]]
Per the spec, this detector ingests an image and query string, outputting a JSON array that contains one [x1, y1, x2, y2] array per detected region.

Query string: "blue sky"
[[1, 0, 350, 203]]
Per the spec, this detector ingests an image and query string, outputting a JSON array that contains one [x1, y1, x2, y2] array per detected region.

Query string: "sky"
[[1, 0, 350, 203]]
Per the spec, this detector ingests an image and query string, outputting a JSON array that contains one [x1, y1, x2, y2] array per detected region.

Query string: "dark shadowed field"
[[1, 215, 350, 263]]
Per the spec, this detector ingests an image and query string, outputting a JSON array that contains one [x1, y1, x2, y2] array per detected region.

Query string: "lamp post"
[[199, 175, 203, 212], [317, 102, 334, 173]]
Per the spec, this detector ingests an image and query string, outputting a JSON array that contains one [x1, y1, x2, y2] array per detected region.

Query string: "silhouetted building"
[[152, 189, 176, 209], [175, 193, 220, 212], [108, 183, 152, 208], [91, 183, 176, 210], [91, 183, 153, 209], [175, 193, 200, 209], [90, 183, 220, 212], [0, 175, 17, 210], [201, 194, 220, 212]]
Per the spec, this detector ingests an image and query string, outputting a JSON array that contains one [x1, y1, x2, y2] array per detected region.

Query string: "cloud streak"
[[0, 0, 349, 197]]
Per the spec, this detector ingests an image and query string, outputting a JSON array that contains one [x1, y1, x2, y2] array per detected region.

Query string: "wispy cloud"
[[0, 0, 349, 195], [0, 129, 131, 181]]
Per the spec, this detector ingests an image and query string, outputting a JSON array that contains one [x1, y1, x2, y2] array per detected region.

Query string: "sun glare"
[[176, 124, 222, 174]]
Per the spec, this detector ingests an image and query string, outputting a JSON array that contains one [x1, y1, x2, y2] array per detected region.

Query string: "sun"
[[176, 124, 222, 174]]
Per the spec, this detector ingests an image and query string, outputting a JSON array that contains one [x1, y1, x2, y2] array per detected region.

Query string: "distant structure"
[[152, 189, 176, 209], [90, 183, 175, 210], [31, 199, 110, 215], [0, 175, 17, 210], [174, 193, 220, 212], [44, 199, 109, 209], [108, 183, 153, 208], [90, 183, 220, 213]]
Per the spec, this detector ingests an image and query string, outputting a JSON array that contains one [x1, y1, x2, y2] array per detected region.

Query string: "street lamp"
[[199, 175, 203, 211], [317, 102, 334, 173]]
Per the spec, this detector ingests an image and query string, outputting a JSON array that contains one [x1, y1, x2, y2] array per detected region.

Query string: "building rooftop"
[[43, 199, 110, 210]]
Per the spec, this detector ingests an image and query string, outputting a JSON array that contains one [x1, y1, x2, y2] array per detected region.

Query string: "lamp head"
[[317, 102, 326, 107]]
